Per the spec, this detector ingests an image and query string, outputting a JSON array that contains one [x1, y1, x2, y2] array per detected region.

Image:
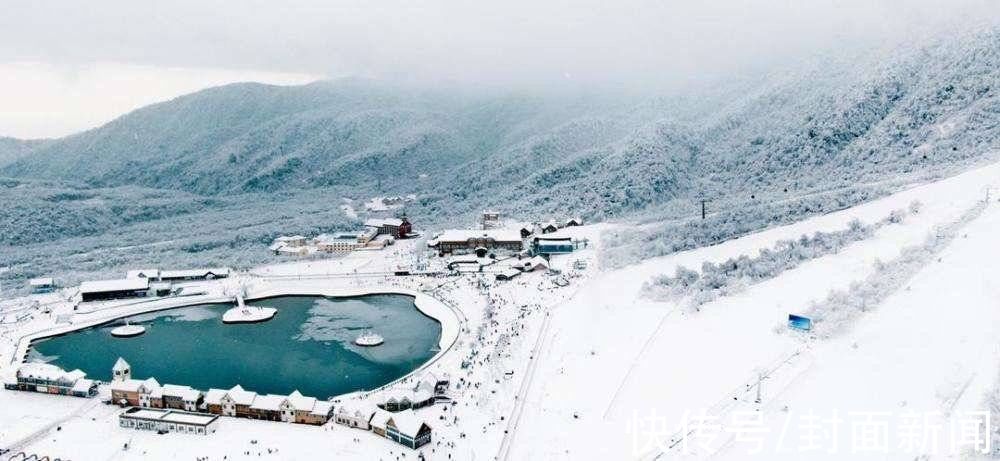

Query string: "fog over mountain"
[[1, 20, 998, 291]]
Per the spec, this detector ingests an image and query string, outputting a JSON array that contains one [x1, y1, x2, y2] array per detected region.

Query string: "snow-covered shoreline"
[[7, 278, 462, 403]]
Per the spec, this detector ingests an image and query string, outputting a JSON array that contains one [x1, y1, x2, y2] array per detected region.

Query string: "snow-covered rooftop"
[[430, 228, 523, 244], [125, 269, 160, 279], [79, 278, 149, 293], [250, 394, 286, 411], [365, 218, 403, 227], [16, 362, 87, 383], [159, 268, 230, 279], [161, 384, 201, 401], [389, 409, 428, 438]]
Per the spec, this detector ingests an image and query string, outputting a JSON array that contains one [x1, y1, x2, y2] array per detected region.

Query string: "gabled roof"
[[250, 394, 287, 411], [370, 408, 393, 429], [204, 388, 228, 405], [110, 377, 160, 394], [161, 384, 201, 401], [70, 378, 95, 393], [287, 390, 316, 410], [113, 357, 130, 371], [227, 385, 257, 405], [310, 400, 334, 416], [388, 409, 429, 437]]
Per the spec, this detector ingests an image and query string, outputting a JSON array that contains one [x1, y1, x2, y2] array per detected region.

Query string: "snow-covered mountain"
[[0, 27, 997, 286]]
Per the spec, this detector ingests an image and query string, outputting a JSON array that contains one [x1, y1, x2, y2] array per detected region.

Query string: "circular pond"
[[29, 295, 442, 398]]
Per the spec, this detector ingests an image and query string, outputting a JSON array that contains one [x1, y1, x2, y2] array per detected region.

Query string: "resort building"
[[161, 384, 203, 412], [119, 407, 219, 435], [274, 235, 309, 247], [273, 245, 308, 256], [248, 394, 288, 421], [79, 278, 150, 302], [158, 268, 230, 282], [521, 256, 550, 272], [315, 227, 378, 252], [370, 409, 432, 449], [365, 216, 413, 239], [204, 384, 258, 417], [334, 402, 376, 430], [541, 221, 560, 234], [376, 374, 446, 412], [532, 231, 579, 255], [110, 377, 162, 407], [481, 210, 502, 230], [28, 277, 55, 294], [203, 386, 333, 425], [4, 363, 97, 397], [427, 229, 524, 254], [495, 267, 522, 281]]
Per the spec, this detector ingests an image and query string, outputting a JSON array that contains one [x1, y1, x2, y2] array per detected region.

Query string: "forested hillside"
[[1, 27, 997, 288]]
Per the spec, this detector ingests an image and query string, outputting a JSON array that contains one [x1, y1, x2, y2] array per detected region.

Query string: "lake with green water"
[[29, 295, 441, 399]]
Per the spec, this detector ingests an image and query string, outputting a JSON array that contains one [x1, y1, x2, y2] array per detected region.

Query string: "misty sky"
[[2, 0, 998, 138]]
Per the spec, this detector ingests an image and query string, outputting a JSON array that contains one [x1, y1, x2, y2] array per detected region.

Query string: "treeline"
[[801, 199, 987, 337], [642, 204, 919, 310]]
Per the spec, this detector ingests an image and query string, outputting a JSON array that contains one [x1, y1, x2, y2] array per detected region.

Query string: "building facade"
[[5, 363, 97, 397], [119, 407, 219, 435]]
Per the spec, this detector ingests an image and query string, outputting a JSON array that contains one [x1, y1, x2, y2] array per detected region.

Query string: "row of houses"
[[203, 385, 333, 425], [109, 358, 334, 426], [3, 362, 98, 397], [79, 267, 230, 302]]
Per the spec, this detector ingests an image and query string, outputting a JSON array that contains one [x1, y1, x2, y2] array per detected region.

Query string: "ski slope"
[[508, 159, 1000, 460]]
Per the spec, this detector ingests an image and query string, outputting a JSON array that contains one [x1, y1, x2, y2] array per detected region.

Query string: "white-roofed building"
[[28, 277, 55, 294], [274, 245, 308, 256], [161, 384, 203, 412], [375, 409, 432, 449], [370, 408, 393, 437], [112, 357, 131, 382], [335, 401, 376, 430], [119, 407, 219, 435], [159, 268, 230, 281], [365, 216, 412, 238], [110, 377, 162, 407], [204, 384, 258, 417], [274, 235, 309, 247], [5, 362, 97, 397], [427, 228, 524, 254], [79, 278, 150, 302], [249, 394, 289, 422]]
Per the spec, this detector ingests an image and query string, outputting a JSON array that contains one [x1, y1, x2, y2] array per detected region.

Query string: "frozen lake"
[[29, 295, 441, 399]]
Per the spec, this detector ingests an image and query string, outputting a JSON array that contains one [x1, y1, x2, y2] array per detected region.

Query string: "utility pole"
[[754, 371, 763, 404], [700, 200, 710, 220]]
